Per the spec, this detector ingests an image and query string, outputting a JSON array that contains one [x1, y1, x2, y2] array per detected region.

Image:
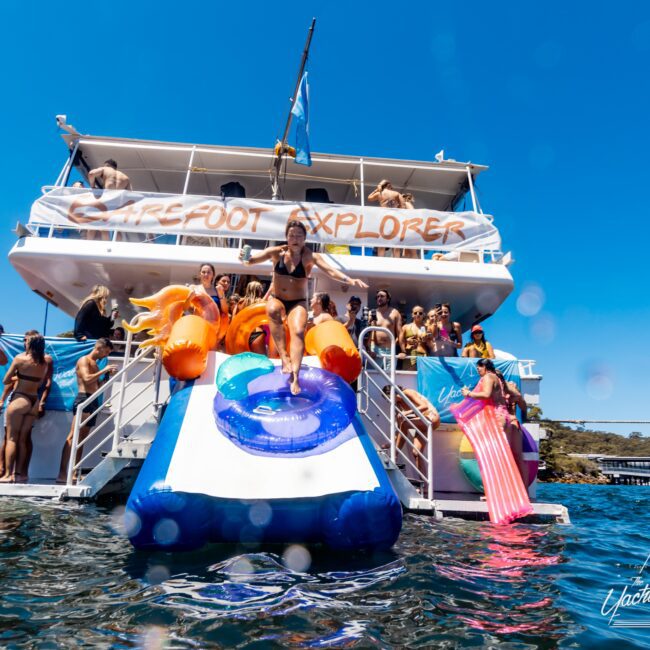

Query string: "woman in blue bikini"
[[241, 220, 368, 395]]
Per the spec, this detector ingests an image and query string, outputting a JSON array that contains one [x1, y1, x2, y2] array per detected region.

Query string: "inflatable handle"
[[225, 303, 289, 356], [304, 320, 361, 383], [163, 315, 217, 380]]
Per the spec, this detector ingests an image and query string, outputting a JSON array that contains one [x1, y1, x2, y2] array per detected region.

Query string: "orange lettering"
[[334, 212, 357, 238], [400, 217, 424, 242], [130, 203, 161, 226], [205, 205, 227, 229], [248, 206, 272, 232], [379, 215, 400, 240], [442, 220, 466, 243], [227, 206, 248, 231], [354, 213, 378, 239], [422, 217, 443, 243], [289, 207, 312, 233], [310, 210, 335, 235], [158, 202, 183, 226], [109, 200, 138, 224], [67, 199, 107, 224]]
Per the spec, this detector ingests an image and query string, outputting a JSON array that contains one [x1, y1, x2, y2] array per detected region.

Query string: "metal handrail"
[[65, 332, 159, 485], [357, 327, 435, 500]]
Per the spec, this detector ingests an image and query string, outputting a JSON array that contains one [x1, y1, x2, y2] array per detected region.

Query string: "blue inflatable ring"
[[213, 365, 356, 455]]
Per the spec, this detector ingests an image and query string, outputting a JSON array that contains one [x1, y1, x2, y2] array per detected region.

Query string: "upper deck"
[[10, 131, 514, 327]]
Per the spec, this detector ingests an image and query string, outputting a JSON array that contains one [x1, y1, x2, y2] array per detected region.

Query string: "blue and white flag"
[[291, 71, 311, 166]]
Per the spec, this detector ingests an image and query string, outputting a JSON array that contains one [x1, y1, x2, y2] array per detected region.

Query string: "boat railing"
[[26, 220, 504, 264], [65, 330, 160, 486], [518, 359, 538, 378], [357, 327, 435, 500]]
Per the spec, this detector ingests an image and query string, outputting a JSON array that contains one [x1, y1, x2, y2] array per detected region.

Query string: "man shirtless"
[[382, 384, 440, 475], [57, 338, 117, 483], [367, 289, 402, 371], [368, 180, 405, 257], [88, 159, 132, 190]]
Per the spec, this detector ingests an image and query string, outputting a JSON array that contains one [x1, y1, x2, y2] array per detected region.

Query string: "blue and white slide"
[[126, 352, 402, 552]]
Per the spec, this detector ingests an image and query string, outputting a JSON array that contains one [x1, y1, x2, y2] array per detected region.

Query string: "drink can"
[[241, 245, 252, 262]]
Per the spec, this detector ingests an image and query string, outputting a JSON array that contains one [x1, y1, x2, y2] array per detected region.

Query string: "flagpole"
[[271, 17, 316, 200]]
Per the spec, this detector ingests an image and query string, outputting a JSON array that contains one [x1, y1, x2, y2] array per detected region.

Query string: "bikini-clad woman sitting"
[[1, 335, 49, 483], [240, 220, 368, 395]]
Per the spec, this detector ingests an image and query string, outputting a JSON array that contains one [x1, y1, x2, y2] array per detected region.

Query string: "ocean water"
[[1, 484, 649, 649]]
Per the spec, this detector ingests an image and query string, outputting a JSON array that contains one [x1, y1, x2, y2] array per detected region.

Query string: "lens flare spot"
[[153, 518, 179, 546], [282, 544, 312, 573], [145, 564, 170, 585], [517, 284, 545, 317]]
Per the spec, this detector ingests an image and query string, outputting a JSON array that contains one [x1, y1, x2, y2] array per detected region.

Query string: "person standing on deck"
[[88, 159, 132, 190], [0, 330, 53, 481], [1, 335, 49, 483], [57, 338, 117, 484], [368, 180, 405, 257], [367, 289, 403, 372], [240, 220, 368, 395]]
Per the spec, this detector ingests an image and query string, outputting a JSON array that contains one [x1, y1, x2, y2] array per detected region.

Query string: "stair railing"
[[357, 327, 435, 500], [65, 331, 161, 486]]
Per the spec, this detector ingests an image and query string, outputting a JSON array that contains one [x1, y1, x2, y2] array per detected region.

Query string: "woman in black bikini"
[[1, 334, 49, 483], [240, 220, 368, 395], [188, 263, 228, 323]]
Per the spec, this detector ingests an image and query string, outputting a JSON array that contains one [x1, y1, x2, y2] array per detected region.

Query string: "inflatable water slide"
[[123, 287, 402, 552]]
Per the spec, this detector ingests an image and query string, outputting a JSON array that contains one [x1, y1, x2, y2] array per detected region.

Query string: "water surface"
[[1, 484, 649, 648]]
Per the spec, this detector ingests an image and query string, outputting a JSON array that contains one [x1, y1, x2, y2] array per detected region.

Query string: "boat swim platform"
[[381, 454, 571, 525]]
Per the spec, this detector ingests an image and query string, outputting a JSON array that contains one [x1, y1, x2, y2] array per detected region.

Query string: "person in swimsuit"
[[308, 292, 335, 328], [188, 263, 228, 324], [1, 334, 49, 483], [240, 220, 368, 395], [367, 289, 403, 372], [235, 281, 268, 355], [398, 305, 430, 370], [462, 324, 495, 359], [0, 330, 54, 480], [382, 384, 440, 475], [427, 303, 463, 357], [461, 358, 526, 484], [57, 338, 117, 484], [368, 179, 406, 257]]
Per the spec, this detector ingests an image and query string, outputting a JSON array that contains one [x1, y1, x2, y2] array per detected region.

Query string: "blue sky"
[[1, 1, 649, 435]]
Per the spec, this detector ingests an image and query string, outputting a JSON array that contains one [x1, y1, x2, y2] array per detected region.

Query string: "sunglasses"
[[412, 311, 424, 315]]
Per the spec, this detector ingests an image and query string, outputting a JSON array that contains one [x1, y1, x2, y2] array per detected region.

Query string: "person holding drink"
[[239, 220, 368, 395]]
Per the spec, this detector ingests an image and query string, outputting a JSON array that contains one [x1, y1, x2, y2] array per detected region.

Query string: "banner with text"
[[30, 188, 501, 251], [417, 357, 520, 424]]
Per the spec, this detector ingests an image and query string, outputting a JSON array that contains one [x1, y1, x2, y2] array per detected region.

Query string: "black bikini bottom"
[[10, 392, 38, 407], [271, 295, 307, 315]]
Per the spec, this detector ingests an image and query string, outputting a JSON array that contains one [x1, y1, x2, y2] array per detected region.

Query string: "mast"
[[271, 18, 316, 200]]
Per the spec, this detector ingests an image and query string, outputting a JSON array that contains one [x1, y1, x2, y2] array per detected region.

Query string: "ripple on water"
[[1, 485, 650, 647]]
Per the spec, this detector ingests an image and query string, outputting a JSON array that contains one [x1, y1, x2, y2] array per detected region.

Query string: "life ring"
[[214, 365, 356, 455], [304, 320, 361, 383], [459, 425, 538, 491], [225, 303, 289, 356]]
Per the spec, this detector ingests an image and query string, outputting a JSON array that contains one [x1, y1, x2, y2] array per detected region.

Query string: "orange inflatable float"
[[225, 303, 289, 356], [124, 284, 226, 379], [162, 315, 217, 380], [305, 320, 361, 383]]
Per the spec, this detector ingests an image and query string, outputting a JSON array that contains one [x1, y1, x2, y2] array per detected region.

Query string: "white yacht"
[[2, 125, 569, 526]]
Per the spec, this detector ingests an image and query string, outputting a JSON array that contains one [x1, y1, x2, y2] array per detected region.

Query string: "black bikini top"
[[17, 371, 42, 383], [274, 251, 307, 279]]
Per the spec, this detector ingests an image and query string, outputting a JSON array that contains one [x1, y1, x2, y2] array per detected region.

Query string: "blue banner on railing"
[[416, 357, 520, 424], [0, 335, 105, 411]]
